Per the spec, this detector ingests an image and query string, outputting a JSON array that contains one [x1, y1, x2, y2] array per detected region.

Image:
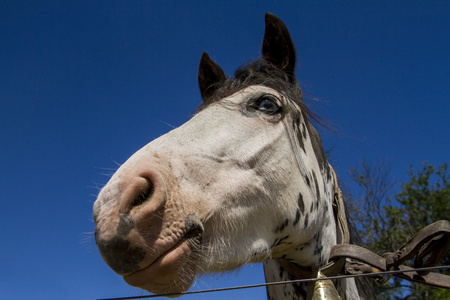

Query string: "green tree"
[[348, 161, 450, 299]]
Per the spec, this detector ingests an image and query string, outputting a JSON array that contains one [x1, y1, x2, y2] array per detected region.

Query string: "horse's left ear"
[[262, 13, 296, 81], [198, 52, 226, 101]]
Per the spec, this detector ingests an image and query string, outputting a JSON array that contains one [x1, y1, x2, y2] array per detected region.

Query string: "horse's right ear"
[[198, 52, 226, 101]]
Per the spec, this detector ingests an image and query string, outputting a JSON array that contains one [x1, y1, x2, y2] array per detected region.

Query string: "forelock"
[[197, 59, 305, 113]]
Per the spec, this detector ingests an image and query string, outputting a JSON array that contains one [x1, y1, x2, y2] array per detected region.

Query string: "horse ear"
[[262, 13, 296, 80], [198, 52, 226, 101]]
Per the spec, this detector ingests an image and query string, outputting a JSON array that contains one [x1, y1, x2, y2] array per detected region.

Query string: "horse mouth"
[[123, 223, 203, 294]]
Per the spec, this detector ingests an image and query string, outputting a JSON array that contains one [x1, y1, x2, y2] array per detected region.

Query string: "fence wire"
[[96, 265, 450, 300]]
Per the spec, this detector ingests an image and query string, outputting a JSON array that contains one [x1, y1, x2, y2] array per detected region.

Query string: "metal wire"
[[96, 265, 450, 300]]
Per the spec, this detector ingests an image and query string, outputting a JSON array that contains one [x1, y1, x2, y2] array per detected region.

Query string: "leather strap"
[[322, 220, 450, 289], [329, 165, 350, 245], [281, 165, 450, 290]]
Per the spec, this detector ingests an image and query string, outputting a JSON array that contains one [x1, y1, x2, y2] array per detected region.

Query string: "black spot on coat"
[[275, 219, 289, 233], [293, 209, 301, 226], [312, 170, 320, 199], [297, 193, 305, 214]]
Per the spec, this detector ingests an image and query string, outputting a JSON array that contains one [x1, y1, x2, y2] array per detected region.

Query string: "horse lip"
[[124, 226, 203, 278], [183, 214, 204, 251], [122, 238, 198, 295], [122, 215, 203, 281]]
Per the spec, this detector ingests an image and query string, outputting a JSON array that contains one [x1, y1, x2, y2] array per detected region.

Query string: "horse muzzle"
[[93, 160, 204, 294]]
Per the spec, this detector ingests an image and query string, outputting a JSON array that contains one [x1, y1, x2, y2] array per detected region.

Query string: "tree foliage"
[[348, 161, 450, 299]]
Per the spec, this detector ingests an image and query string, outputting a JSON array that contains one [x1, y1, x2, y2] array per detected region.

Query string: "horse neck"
[[263, 259, 309, 300], [263, 259, 361, 300], [262, 166, 361, 300]]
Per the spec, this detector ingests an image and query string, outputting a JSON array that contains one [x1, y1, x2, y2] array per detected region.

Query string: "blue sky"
[[0, 1, 448, 299]]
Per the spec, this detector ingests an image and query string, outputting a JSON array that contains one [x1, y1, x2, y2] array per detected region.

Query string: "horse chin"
[[123, 240, 197, 297]]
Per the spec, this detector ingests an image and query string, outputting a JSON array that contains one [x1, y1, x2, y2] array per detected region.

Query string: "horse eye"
[[256, 96, 282, 115]]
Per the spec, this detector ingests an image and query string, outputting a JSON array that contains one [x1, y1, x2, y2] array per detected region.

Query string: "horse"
[[93, 13, 368, 299]]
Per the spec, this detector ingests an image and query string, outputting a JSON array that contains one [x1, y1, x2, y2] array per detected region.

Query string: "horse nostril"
[[130, 179, 155, 208]]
